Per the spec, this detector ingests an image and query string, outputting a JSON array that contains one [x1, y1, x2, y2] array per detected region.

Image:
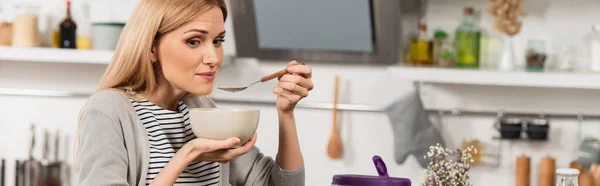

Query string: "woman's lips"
[[196, 72, 215, 81]]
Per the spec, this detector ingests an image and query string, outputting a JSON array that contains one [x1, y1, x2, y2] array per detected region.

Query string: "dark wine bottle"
[[59, 0, 76, 49]]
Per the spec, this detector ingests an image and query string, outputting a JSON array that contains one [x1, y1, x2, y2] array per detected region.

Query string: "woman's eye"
[[186, 39, 201, 47], [213, 39, 225, 47]]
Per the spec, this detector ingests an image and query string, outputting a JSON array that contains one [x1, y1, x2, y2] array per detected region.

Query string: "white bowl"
[[188, 108, 259, 145]]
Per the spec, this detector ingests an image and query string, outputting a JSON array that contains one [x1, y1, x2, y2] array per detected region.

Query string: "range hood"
[[229, 0, 424, 65]]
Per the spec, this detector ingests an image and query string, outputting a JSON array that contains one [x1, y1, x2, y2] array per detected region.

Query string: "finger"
[[199, 137, 240, 152], [276, 88, 303, 103], [286, 64, 312, 78], [287, 60, 299, 67], [279, 74, 314, 91], [278, 81, 309, 97], [229, 134, 257, 156]]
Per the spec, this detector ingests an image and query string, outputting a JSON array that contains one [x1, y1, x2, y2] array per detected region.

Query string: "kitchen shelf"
[[0, 46, 113, 64], [388, 66, 600, 90]]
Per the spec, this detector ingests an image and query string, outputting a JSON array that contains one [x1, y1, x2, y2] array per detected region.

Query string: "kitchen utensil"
[[62, 135, 71, 186], [218, 68, 289, 93], [43, 130, 62, 186], [496, 117, 522, 139], [516, 155, 530, 186], [327, 75, 342, 159], [15, 160, 23, 186], [1, 159, 4, 186], [188, 108, 259, 146], [538, 156, 556, 186], [525, 118, 549, 140], [331, 155, 411, 186], [218, 63, 306, 93]]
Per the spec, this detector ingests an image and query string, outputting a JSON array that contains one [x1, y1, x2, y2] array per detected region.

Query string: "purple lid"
[[332, 175, 411, 186], [332, 156, 411, 186]]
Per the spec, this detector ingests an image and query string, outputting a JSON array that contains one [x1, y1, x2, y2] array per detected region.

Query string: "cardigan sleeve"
[[73, 107, 130, 186]]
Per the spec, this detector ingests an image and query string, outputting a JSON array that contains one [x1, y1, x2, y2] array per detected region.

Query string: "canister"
[[332, 156, 411, 186], [91, 22, 125, 50]]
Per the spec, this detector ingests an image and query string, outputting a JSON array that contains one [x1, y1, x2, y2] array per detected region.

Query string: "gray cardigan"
[[73, 90, 305, 186]]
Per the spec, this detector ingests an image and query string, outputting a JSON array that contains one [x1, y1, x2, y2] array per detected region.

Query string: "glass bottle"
[[590, 25, 600, 72], [455, 7, 481, 68], [409, 23, 433, 65], [76, 1, 93, 50], [556, 168, 579, 186], [59, 0, 77, 49], [432, 30, 446, 64], [433, 30, 455, 67]]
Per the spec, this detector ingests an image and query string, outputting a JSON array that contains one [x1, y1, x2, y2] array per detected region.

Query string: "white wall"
[[2, 0, 600, 185]]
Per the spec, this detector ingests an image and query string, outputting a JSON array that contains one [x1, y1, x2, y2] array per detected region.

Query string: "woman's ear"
[[151, 43, 158, 63]]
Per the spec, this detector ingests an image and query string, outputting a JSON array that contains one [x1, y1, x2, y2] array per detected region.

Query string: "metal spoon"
[[217, 68, 290, 93]]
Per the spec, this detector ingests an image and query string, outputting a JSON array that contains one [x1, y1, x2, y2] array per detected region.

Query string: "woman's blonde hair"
[[98, 0, 227, 95], [73, 0, 227, 171]]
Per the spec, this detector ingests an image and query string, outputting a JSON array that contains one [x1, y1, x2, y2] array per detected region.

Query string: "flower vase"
[[498, 35, 515, 71]]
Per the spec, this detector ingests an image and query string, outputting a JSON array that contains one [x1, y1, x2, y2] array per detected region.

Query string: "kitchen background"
[[2, 0, 600, 185]]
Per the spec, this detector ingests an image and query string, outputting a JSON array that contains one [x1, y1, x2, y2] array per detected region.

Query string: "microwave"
[[229, 0, 424, 65]]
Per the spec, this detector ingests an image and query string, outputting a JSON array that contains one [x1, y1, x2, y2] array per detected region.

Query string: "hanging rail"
[[426, 108, 600, 120], [2, 87, 600, 119], [0, 88, 386, 112]]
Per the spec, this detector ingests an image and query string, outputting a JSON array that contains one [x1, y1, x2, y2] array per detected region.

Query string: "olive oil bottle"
[[409, 24, 433, 65], [455, 7, 481, 68]]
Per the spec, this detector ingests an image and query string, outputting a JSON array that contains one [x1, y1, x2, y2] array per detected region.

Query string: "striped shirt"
[[130, 99, 220, 186]]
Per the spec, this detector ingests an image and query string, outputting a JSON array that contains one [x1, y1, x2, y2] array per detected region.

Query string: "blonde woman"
[[73, 0, 312, 185]]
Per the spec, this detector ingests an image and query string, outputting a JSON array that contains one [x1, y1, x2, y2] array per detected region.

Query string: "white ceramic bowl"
[[188, 108, 260, 145]]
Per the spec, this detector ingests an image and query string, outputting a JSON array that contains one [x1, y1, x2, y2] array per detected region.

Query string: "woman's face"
[[153, 7, 225, 96]]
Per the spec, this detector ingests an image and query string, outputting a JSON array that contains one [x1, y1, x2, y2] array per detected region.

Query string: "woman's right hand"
[[150, 135, 257, 186], [179, 134, 258, 164]]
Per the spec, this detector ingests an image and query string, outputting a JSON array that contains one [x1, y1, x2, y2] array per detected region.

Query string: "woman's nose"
[[202, 49, 218, 66]]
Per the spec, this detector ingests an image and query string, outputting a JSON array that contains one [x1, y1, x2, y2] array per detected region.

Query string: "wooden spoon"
[[327, 75, 342, 159]]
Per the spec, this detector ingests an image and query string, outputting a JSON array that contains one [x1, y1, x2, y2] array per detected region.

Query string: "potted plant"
[[422, 143, 477, 186]]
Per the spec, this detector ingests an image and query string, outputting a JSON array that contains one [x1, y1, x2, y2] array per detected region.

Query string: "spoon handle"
[[260, 63, 306, 82], [260, 68, 289, 82]]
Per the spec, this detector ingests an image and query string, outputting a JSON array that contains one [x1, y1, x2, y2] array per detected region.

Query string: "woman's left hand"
[[273, 60, 314, 113]]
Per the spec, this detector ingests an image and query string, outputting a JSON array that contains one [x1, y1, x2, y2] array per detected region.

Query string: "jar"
[[0, 5, 12, 46], [332, 156, 411, 186], [462, 138, 482, 163], [91, 22, 125, 50], [0, 22, 11, 46], [556, 168, 579, 186], [526, 40, 547, 72], [12, 3, 40, 47]]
